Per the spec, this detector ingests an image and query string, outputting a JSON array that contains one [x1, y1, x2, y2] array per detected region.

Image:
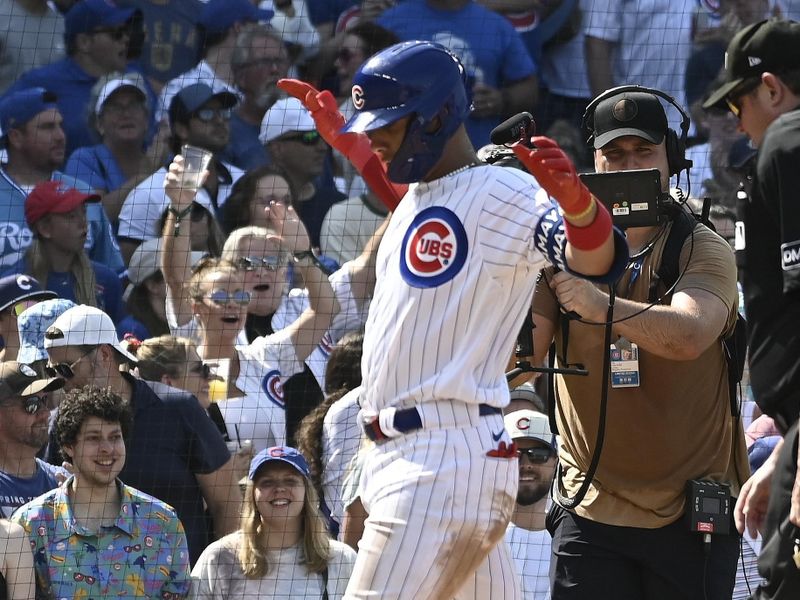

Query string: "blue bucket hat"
[[16, 298, 77, 365]]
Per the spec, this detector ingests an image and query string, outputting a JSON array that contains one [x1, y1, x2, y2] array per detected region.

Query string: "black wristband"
[[167, 205, 193, 219], [293, 250, 335, 275]]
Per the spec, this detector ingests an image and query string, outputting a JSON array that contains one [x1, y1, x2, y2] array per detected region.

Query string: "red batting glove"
[[278, 79, 405, 211], [512, 135, 593, 218]]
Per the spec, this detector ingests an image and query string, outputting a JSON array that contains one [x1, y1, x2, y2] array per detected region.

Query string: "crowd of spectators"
[[0, 0, 798, 597]]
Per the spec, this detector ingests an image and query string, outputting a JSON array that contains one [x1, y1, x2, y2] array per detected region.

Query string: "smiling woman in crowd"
[[190, 447, 356, 599]]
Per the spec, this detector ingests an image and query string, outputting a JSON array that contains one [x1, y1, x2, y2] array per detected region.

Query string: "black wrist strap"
[[293, 250, 335, 275], [168, 205, 193, 219], [167, 205, 193, 237]]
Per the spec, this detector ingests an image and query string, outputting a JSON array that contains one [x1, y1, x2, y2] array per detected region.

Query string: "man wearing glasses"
[[703, 18, 800, 600], [0, 274, 55, 362], [42, 304, 241, 565], [259, 96, 346, 249], [0, 360, 64, 518], [12, 386, 191, 599], [223, 26, 291, 170], [503, 388, 557, 600], [3, 0, 152, 155], [118, 82, 245, 263]]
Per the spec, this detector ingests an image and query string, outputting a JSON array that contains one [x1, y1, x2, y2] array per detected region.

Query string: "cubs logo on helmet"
[[400, 207, 467, 288], [352, 84, 365, 110], [261, 370, 285, 408]]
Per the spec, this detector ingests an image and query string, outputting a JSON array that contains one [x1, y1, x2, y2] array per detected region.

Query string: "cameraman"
[[529, 89, 749, 598]]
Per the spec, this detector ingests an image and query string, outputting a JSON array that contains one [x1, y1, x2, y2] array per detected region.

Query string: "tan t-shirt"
[[534, 221, 749, 528]]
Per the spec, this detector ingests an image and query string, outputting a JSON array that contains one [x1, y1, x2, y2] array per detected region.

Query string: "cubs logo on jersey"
[[400, 207, 468, 288], [261, 370, 285, 408]]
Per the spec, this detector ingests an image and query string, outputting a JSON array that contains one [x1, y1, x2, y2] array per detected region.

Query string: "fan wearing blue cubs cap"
[[0, 274, 56, 362], [191, 446, 357, 597], [279, 40, 628, 599]]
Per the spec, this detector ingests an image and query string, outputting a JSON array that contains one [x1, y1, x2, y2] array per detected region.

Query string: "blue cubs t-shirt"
[[0, 459, 63, 518]]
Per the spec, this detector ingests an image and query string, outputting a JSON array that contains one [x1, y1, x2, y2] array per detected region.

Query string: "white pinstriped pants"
[[344, 412, 521, 599]]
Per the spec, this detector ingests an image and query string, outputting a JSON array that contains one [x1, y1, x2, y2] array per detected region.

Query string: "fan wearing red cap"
[[3, 182, 126, 325]]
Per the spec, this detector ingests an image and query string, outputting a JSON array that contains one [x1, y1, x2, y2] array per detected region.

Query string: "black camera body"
[[579, 168, 672, 229], [685, 479, 731, 536]]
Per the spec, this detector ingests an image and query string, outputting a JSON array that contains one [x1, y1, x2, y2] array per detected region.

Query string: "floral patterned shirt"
[[12, 477, 191, 599]]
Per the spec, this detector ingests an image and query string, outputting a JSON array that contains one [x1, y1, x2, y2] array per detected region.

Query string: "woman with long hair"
[[220, 165, 293, 235], [295, 332, 363, 522], [191, 447, 356, 599], [12, 182, 124, 324], [161, 155, 340, 451]]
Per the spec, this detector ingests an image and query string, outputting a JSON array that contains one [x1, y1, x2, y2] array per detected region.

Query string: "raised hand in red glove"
[[512, 135, 593, 219], [278, 79, 406, 211]]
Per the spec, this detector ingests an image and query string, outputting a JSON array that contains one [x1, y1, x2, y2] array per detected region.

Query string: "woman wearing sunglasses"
[[161, 156, 341, 452], [190, 446, 356, 599], [128, 334, 256, 481]]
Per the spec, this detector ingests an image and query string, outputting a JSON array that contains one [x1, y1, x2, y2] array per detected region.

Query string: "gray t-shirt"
[[190, 532, 357, 599], [0, 0, 65, 94]]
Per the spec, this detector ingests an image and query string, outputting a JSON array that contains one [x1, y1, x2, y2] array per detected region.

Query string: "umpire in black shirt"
[[704, 18, 800, 599]]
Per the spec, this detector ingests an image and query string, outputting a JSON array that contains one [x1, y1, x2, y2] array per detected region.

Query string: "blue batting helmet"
[[341, 40, 470, 183]]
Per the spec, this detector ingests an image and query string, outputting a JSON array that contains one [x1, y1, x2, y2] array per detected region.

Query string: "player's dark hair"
[[56, 385, 133, 454], [295, 332, 364, 493]]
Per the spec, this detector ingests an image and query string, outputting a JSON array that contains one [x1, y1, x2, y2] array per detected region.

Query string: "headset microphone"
[[490, 112, 536, 147]]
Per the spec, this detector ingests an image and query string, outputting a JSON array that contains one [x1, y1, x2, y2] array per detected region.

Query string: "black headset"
[[581, 85, 693, 177]]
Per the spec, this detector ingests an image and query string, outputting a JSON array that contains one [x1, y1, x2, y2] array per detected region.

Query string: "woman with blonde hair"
[[191, 446, 356, 599]]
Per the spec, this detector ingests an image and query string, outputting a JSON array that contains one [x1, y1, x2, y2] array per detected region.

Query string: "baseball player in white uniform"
[[279, 41, 628, 599]]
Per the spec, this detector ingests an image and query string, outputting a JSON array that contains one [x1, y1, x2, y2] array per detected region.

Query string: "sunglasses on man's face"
[[236, 255, 287, 272], [193, 108, 233, 122], [44, 347, 95, 380], [724, 78, 762, 118], [204, 289, 251, 307], [279, 130, 321, 145], [2, 395, 53, 416], [517, 447, 555, 464]]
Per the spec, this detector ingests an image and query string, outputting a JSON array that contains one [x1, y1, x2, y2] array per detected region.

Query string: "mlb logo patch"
[[400, 207, 468, 288]]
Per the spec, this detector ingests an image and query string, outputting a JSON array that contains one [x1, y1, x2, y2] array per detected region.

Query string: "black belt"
[[363, 403, 502, 442]]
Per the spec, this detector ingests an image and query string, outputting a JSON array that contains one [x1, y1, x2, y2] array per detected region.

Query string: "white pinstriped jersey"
[[360, 164, 548, 414]]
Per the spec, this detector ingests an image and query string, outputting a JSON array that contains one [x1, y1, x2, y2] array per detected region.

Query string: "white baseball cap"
[[504, 409, 556, 450], [259, 97, 316, 144], [44, 305, 137, 363], [95, 77, 147, 116]]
